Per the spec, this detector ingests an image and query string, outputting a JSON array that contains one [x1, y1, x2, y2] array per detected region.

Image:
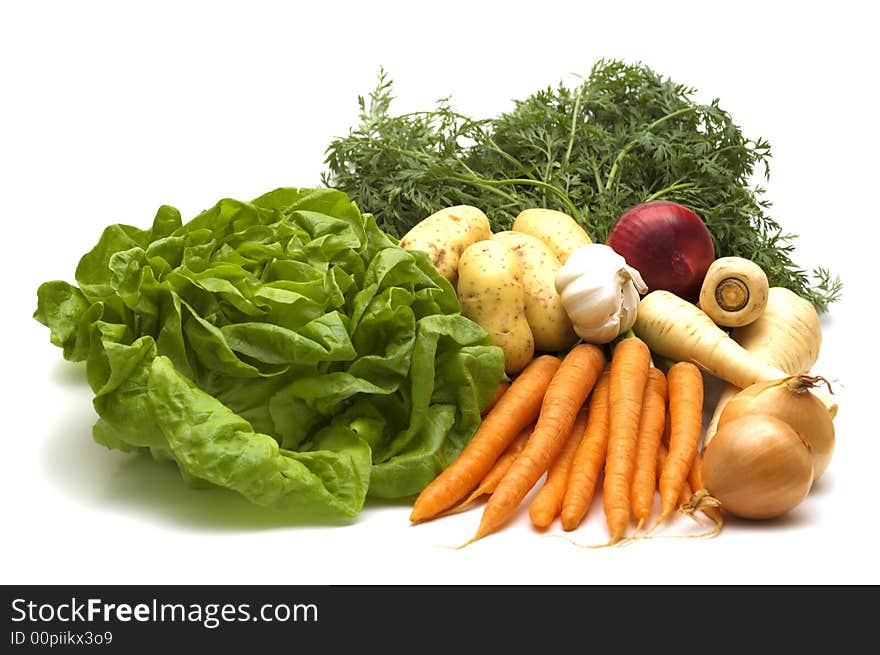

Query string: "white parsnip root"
[[698, 257, 769, 328], [728, 287, 822, 379], [633, 290, 787, 389], [703, 287, 829, 447]]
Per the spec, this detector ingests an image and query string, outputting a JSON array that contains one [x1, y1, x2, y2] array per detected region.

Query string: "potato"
[[457, 240, 534, 375], [398, 205, 492, 287], [512, 208, 592, 264], [490, 231, 578, 353]]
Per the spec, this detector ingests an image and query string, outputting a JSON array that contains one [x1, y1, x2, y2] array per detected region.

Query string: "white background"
[[2, 1, 877, 585]]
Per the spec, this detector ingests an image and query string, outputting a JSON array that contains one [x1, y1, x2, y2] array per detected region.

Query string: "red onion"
[[606, 200, 715, 302]]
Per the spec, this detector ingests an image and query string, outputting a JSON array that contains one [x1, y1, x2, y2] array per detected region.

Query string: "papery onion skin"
[[719, 376, 835, 481], [703, 413, 813, 520], [606, 200, 716, 302]]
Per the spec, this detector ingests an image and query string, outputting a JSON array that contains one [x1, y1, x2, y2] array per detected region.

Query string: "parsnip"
[[703, 287, 828, 447], [729, 286, 822, 376], [698, 257, 769, 327], [633, 290, 788, 389]]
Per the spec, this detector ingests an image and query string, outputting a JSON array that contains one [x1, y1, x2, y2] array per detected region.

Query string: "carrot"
[[657, 443, 692, 506], [653, 361, 704, 530], [440, 424, 533, 516], [655, 443, 723, 538], [410, 355, 561, 523], [464, 343, 606, 545], [680, 479, 694, 506], [603, 337, 652, 544], [629, 367, 668, 534], [656, 442, 667, 475], [529, 408, 589, 529], [688, 449, 705, 492], [482, 381, 510, 417], [560, 367, 611, 531], [682, 449, 724, 530]]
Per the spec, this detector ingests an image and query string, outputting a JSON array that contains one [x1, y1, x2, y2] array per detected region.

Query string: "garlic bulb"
[[554, 244, 648, 344]]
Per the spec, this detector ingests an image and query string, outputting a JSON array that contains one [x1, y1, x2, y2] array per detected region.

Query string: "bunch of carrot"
[[410, 337, 718, 546]]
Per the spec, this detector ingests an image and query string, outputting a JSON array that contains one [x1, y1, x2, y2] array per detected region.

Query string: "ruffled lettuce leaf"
[[35, 188, 505, 519]]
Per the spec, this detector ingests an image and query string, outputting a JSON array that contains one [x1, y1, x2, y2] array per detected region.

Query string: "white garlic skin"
[[555, 244, 649, 344]]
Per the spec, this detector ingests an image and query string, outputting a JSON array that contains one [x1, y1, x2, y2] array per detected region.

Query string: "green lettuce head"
[[35, 188, 505, 520]]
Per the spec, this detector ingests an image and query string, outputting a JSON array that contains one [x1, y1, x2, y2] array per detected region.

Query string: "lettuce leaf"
[[35, 188, 505, 519]]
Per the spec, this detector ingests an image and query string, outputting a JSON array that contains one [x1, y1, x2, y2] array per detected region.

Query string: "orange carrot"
[[655, 443, 724, 538], [560, 367, 611, 531], [680, 479, 694, 506], [629, 367, 668, 533], [654, 361, 704, 529], [465, 344, 606, 544], [441, 424, 533, 516], [482, 381, 510, 417], [529, 408, 589, 529], [603, 337, 652, 544], [683, 448, 724, 529], [657, 443, 692, 506], [410, 355, 561, 523], [656, 441, 667, 475], [688, 449, 705, 493]]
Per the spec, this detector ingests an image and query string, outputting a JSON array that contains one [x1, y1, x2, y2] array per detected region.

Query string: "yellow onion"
[[702, 413, 813, 519], [718, 375, 835, 480]]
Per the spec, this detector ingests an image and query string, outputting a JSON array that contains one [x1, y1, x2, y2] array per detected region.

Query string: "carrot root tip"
[[631, 517, 646, 538], [644, 512, 670, 537], [548, 533, 621, 550], [693, 515, 724, 539]]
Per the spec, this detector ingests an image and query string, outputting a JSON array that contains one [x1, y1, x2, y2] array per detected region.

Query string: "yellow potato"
[[457, 240, 534, 375], [398, 205, 492, 287], [490, 231, 578, 353], [512, 208, 592, 264]]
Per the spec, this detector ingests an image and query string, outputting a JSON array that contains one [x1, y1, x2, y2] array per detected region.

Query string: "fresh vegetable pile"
[[34, 188, 505, 519], [35, 60, 841, 542], [400, 198, 837, 544]]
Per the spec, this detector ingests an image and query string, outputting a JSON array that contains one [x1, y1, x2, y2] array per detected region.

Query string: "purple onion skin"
[[606, 200, 716, 302]]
